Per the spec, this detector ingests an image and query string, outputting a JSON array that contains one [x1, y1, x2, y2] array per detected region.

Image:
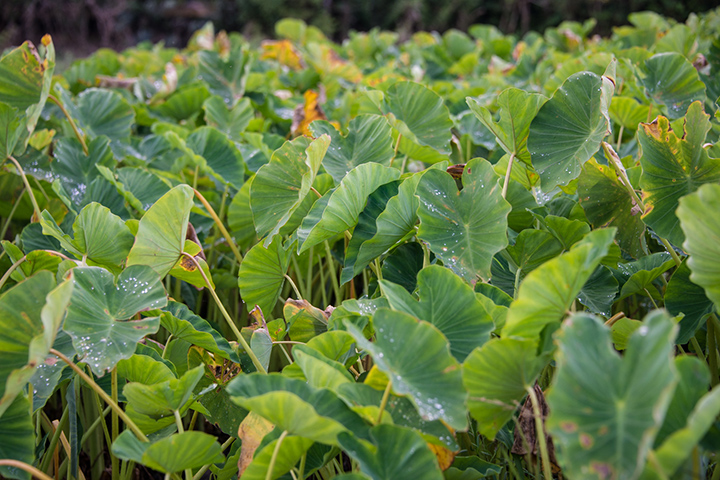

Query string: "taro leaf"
[[345, 308, 467, 430], [123, 366, 204, 418], [227, 178, 259, 248], [63, 265, 166, 376], [250, 328, 272, 373], [616, 252, 674, 300], [0, 272, 71, 417], [666, 261, 714, 344], [30, 330, 75, 412], [101, 167, 171, 214], [51, 136, 116, 208], [0, 395, 34, 480], [73, 88, 135, 140], [238, 235, 291, 315], [162, 301, 242, 363], [226, 373, 369, 445], [502, 228, 616, 339], [338, 424, 443, 480], [380, 242, 425, 293], [284, 299, 328, 343], [241, 434, 313, 480], [378, 81, 453, 163], [379, 265, 494, 362], [463, 338, 547, 440], [641, 384, 720, 480], [198, 385, 248, 437], [506, 229, 563, 274], [640, 53, 706, 120], [677, 183, 720, 310], [40, 203, 133, 269], [112, 430, 225, 474], [203, 96, 253, 142], [466, 87, 547, 164], [577, 266, 618, 317], [638, 101, 720, 246], [294, 344, 354, 390], [611, 318, 642, 351], [341, 168, 437, 284], [609, 96, 651, 131], [546, 311, 677, 480], [237, 412, 275, 476], [1, 240, 62, 283], [416, 158, 511, 285], [528, 67, 615, 191], [540, 215, 590, 251], [578, 158, 646, 258], [116, 354, 175, 386], [341, 180, 400, 284], [0, 36, 55, 157], [126, 185, 194, 278], [297, 163, 401, 253], [197, 47, 251, 102], [186, 126, 245, 189], [310, 114, 394, 183], [250, 135, 329, 243], [167, 240, 214, 289], [655, 356, 710, 446], [153, 83, 211, 121], [445, 456, 502, 480]]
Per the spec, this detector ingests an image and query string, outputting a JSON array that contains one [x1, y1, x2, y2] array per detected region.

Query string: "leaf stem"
[[284, 274, 303, 300], [181, 253, 267, 374], [49, 348, 149, 442], [266, 430, 289, 480], [377, 379, 392, 424], [111, 368, 120, 480], [193, 189, 243, 266], [6, 155, 42, 221], [526, 385, 553, 480], [48, 94, 88, 155], [174, 410, 192, 480], [502, 152, 515, 199], [191, 437, 235, 480], [323, 241, 342, 304], [0, 460, 55, 480], [0, 254, 26, 290], [298, 452, 307, 480], [39, 403, 69, 473], [389, 134, 402, 168]]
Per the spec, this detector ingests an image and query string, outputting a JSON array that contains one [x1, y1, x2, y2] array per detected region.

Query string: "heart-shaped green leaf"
[[640, 53, 706, 119], [123, 366, 204, 418], [63, 265, 166, 376], [416, 158, 511, 284], [186, 126, 245, 189], [238, 235, 291, 315], [72, 88, 135, 140], [203, 96, 253, 142]]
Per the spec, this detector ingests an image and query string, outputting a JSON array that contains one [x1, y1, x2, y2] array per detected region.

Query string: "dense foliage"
[[1, 8, 720, 480]]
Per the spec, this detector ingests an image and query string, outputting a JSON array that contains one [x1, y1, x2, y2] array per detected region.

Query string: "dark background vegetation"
[[1, 0, 718, 58]]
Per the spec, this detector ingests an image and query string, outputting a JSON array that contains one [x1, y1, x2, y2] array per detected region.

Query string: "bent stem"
[[502, 151, 515, 199], [6, 155, 42, 221], [284, 274, 303, 300], [193, 189, 243, 266], [49, 348, 149, 442], [48, 94, 88, 155], [266, 430, 289, 480], [526, 385, 553, 480], [0, 460, 55, 480], [0, 254, 26, 290], [602, 142, 682, 268], [182, 253, 267, 374], [377, 379, 393, 424]]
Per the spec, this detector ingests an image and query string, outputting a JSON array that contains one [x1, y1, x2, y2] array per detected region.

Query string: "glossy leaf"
[[638, 101, 720, 246], [677, 183, 720, 310], [528, 68, 615, 190], [346, 309, 468, 430], [416, 158, 511, 284], [379, 265, 494, 362], [310, 114, 394, 183], [546, 311, 677, 480], [63, 265, 166, 376], [640, 53, 706, 119], [126, 185, 195, 278]]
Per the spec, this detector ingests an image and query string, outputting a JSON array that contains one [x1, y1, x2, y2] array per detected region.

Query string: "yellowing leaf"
[[237, 411, 275, 475], [261, 40, 305, 70]]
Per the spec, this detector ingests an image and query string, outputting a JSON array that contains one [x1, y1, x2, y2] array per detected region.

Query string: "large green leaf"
[[609, 96, 652, 131], [377, 81, 453, 163], [250, 135, 329, 242], [41, 203, 134, 269], [203, 95, 253, 142], [186, 126, 245, 189], [310, 114, 395, 183], [197, 46, 251, 102], [546, 311, 677, 480], [0, 395, 34, 480], [416, 158, 511, 284], [677, 183, 720, 310], [123, 366, 204, 418], [112, 430, 225, 474], [0, 272, 71, 417], [63, 265, 166, 376], [578, 158, 646, 258], [638, 101, 720, 246], [616, 253, 674, 300], [241, 434, 313, 480], [463, 337, 547, 440], [152, 82, 210, 121], [640, 52, 706, 119], [126, 185, 195, 278], [528, 67, 615, 190], [502, 228, 616, 339], [237, 235, 291, 315], [226, 373, 369, 445], [379, 265, 494, 362], [293, 344, 354, 390], [101, 167, 171, 214], [345, 309, 468, 430], [297, 163, 401, 253], [466, 87, 547, 164], [665, 261, 714, 344], [73, 88, 135, 140], [338, 424, 443, 480]]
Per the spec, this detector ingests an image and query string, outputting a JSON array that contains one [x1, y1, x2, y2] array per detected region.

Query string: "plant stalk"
[[502, 151, 515, 199], [377, 379, 393, 424], [0, 460, 55, 480], [193, 189, 243, 266], [48, 94, 89, 155], [526, 385, 553, 480], [266, 430, 289, 480]]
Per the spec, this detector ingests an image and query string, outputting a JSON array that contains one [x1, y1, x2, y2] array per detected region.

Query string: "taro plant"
[[2, 9, 720, 480]]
